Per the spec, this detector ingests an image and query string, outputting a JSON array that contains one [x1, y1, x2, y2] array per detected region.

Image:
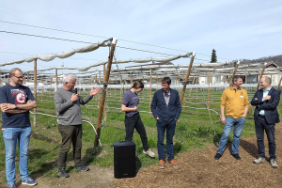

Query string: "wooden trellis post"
[[250, 63, 267, 115], [229, 61, 240, 87], [156, 74, 158, 91], [33, 59, 37, 127], [94, 38, 117, 147], [277, 76, 282, 90], [256, 63, 267, 91], [98, 71, 101, 103], [180, 52, 195, 105], [130, 72, 133, 85], [27, 72, 29, 82]]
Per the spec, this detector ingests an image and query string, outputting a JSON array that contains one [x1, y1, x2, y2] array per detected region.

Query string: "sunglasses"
[[14, 75, 24, 79]]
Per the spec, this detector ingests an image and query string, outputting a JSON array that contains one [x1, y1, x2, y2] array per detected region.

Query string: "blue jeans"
[[217, 116, 245, 155], [255, 116, 276, 159], [157, 119, 176, 161], [2, 126, 32, 184]]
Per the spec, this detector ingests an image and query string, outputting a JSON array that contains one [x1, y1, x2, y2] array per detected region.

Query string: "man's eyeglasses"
[[14, 75, 24, 79]]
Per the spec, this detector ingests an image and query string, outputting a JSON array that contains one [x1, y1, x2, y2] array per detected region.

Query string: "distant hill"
[[240, 54, 282, 64]]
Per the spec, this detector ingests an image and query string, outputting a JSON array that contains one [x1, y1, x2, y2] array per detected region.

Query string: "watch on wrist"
[[14, 104, 18, 109]]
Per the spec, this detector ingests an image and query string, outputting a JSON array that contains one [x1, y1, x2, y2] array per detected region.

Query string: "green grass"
[[0, 88, 280, 185]]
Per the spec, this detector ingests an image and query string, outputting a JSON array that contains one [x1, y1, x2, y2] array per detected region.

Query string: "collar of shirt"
[[229, 86, 241, 90], [163, 91, 170, 97], [263, 87, 271, 92]]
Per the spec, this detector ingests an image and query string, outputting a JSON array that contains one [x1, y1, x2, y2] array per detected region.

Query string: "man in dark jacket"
[[151, 77, 181, 168], [251, 76, 280, 168]]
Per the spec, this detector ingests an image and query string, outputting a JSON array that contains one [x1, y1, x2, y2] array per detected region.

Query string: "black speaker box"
[[114, 141, 136, 178]]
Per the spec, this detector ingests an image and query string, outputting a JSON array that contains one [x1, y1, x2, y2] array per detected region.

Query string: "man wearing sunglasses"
[[0, 68, 37, 188]]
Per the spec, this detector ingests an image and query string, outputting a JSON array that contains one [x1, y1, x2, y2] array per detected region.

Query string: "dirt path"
[[5, 123, 282, 188], [110, 123, 282, 188]]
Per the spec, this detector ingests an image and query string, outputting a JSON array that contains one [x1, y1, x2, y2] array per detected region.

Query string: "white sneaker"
[[143, 149, 155, 157], [253, 157, 265, 164], [270, 159, 278, 168]]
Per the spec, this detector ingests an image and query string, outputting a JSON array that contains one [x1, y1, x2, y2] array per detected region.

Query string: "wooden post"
[[180, 52, 195, 104], [250, 63, 267, 115], [130, 72, 133, 85], [94, 38, 117, 147], [103, 65, 107, 121], [277, 76, 282, 90], [0, 69, 1, 85], [33, 59, 37, 127], [149, 69, 152, 112], [27, 72, 29, 82], [256, 63, 267, 91], [229, 61, 240, 87]]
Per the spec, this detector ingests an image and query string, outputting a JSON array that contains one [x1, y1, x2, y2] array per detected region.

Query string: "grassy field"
[[0, 87, 280, 185]]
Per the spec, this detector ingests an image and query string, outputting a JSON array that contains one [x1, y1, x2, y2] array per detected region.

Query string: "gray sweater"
[[54, 88, 93, 125]]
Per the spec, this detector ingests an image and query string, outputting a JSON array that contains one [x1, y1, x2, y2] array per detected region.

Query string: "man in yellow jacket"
[[214, 75, 249, 160]]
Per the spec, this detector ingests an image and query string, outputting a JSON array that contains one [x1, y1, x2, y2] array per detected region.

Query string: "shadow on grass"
[[213, 133, 222, 147], [31, 132, 59, 144], [81, 146, 103, 166]]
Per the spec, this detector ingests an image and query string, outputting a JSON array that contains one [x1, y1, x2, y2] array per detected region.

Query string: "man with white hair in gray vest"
[[54, 74, 100, 178]]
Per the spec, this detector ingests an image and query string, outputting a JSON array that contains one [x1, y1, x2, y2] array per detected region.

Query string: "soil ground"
[[5, 123, 282, 188]]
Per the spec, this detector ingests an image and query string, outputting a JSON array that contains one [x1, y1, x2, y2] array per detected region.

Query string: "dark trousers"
[[255, 116, 276, 159], [124, 113, 149, 151], [157, 119, 176, 162], [58, 124, 82, 169]]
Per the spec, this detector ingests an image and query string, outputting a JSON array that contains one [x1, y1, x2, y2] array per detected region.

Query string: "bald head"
[[260, 76, 271, 90], [262, 76, 271, 85]]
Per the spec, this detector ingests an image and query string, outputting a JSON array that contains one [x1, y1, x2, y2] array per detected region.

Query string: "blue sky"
[[0, 0, 282, 73]]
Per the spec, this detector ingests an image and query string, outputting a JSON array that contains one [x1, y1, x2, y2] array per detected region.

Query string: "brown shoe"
[[159, 159, 165, 169], [170, 159, 179, 168]]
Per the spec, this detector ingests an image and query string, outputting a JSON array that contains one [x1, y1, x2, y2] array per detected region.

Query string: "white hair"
[[62, 74, 76, 83]]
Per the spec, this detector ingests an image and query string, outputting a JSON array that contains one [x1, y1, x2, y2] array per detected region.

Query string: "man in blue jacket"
[[251, 76, 280, 168], [151, 77, 181, 168]]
